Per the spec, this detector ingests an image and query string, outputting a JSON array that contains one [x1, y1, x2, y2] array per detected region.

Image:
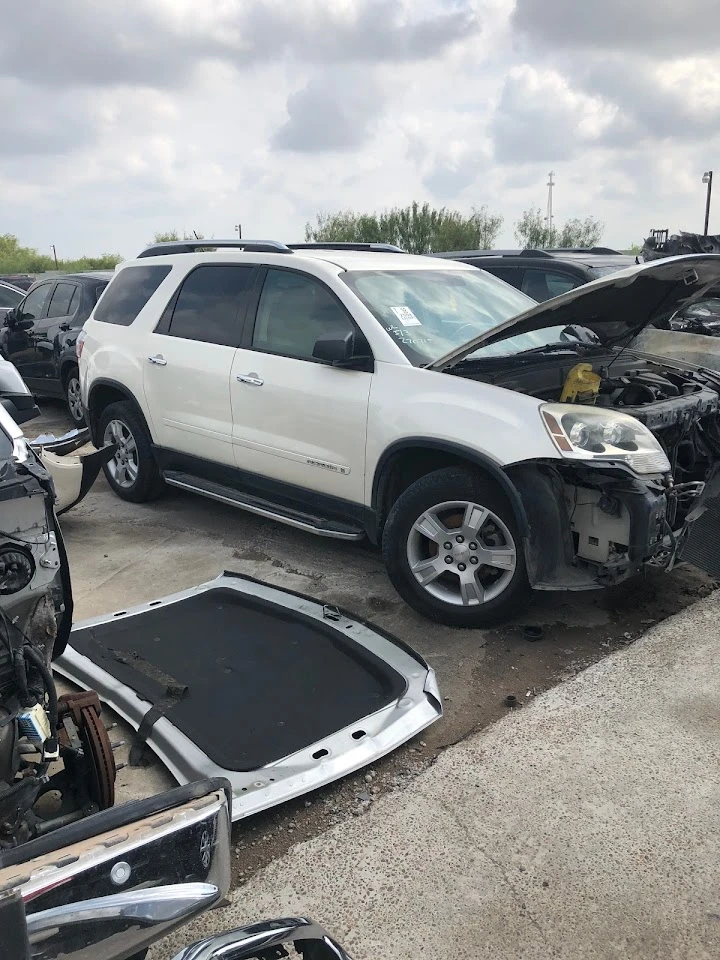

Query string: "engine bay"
[[455, 349, 720, 579], [460, 350, 720, 488]]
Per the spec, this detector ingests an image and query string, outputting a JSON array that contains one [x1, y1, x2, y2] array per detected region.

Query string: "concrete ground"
[[155, 589, 720, 960]]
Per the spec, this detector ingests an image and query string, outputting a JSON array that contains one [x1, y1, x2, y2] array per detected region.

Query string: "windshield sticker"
[[387, 325, 431, 347], [390, 305, 422, 326]]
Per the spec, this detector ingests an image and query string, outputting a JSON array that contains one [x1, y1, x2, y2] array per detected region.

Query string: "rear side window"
[[521, 269, 579, 302], [94, 266, 171, 326], [482, 266, 523, 289], [163, 265, 253, 346], [47, 282, 79, 318]]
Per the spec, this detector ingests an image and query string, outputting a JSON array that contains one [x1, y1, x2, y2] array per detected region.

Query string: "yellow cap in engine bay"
[[560, 362, 601, 404]]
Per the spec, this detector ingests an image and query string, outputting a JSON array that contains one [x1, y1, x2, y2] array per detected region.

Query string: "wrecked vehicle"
[[427, 254, 720, 606], [642, 230, 720, 262], [55, 572, 442, 821], [0, 404, 117, 850], [81, 244, 720, 626]]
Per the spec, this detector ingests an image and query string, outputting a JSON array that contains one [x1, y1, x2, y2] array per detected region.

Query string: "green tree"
[[0, 234, 122, 273], [514, 209, 604, 249], [151, 230, 205, 243], [304, 202, 503, 254]]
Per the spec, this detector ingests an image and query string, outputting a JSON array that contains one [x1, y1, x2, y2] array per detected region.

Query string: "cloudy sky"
[[2, 0, 718, 259]]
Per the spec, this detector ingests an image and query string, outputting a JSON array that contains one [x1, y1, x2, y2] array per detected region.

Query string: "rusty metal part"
[[80, 703, 116, 809], [58, 690, 116, 809]]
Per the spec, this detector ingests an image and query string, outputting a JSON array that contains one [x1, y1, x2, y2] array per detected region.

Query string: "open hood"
[[430, 254, 720, 371]]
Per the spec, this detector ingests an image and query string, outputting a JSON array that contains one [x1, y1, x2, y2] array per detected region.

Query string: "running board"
[[163, 471, 365, 541]]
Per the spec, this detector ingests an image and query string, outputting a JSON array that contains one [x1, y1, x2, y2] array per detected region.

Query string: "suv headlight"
[[540, 403, 671, 475]]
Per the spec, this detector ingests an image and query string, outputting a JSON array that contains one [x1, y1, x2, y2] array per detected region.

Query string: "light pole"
[[702, 171, 713, 236]]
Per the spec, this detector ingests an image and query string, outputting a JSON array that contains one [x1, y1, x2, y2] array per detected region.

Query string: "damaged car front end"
[[431, 255, 720, 592]]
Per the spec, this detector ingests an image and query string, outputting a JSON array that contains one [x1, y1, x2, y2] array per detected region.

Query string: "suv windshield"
[[342, 268, 587, 365]]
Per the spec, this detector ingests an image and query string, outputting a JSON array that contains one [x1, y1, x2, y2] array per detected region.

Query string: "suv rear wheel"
[[98, 401, 164, 503], [382, 466, 529, 627]]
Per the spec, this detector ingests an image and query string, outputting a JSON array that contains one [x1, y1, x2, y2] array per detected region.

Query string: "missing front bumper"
[[508, 461, 708, 591]]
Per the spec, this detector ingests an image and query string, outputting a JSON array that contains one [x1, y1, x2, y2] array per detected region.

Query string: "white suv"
[[79, 241, 719, 626]]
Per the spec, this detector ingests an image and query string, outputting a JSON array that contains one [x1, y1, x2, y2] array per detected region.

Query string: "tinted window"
[[166, 265, 252, 346], [0, 285, 23, 309], [253, 269, 354, 361], [20, 284, 52, 321], [95, 266, 171, 326], [47, 282, 78, 318], [482, 266, 523, 289], [521, 269, 579, 302]]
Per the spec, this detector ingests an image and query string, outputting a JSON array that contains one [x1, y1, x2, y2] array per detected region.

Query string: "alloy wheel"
[[406, 499, 517, 606], [66, 376, 84, 422], [104, 419, 139, 489]]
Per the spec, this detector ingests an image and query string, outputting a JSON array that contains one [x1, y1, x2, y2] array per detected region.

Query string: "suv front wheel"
[[382, 466, 530, 627], [98, 401, 164, 503]]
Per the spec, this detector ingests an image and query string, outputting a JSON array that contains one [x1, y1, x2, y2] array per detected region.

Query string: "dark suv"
[[435, 247, 637, 301], [1, 272, 112, 423]]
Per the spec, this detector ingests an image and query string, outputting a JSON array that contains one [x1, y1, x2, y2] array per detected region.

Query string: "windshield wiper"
[[512, 340, 601, 359]]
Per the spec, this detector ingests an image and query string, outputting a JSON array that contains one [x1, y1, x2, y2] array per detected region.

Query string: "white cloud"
[[1, 0, 718, 260]]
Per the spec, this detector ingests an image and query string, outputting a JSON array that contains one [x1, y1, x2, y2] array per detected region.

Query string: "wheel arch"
[[59, 356, 79, 386], [371, 438, 529, 541], [87, 378, 150, 447]]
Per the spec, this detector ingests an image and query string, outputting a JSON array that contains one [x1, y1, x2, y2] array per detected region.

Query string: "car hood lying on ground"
[[430, 255, 720, 371]]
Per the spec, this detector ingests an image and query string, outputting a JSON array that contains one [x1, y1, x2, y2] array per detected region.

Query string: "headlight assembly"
[[540, 403, 671, 475]]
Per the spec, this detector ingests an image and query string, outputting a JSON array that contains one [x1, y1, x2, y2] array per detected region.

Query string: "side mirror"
[[312, 330, 372, 371], [15, 317, 35, 331]]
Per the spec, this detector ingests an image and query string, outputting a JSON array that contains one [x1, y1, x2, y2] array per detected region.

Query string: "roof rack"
[[137, 240, 293, 258], [288, 242, 405, 253], [547, 246, 623, 255]]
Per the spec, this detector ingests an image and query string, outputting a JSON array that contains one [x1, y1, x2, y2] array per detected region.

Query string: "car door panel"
[[230, 268, 371, 503], [230, 351, 370, 500], [5, 283, 54, 384], [37, 282, 81, 388], [142, 264, 255, 467]]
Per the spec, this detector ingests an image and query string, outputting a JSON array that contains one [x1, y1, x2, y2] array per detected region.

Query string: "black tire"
[[381, 466, 530, 627], [63, 365, 85, 425], [98, 401, 164, 502]]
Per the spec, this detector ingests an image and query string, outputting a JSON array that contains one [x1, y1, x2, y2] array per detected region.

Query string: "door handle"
[[236, 374, 263, 386], [148, 355, 167, 366]]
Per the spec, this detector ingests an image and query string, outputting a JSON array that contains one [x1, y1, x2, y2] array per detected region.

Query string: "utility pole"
[[51, 245, 58, 269], [235, 224, 242, 239], [703, 171, 713, 236], [545, 171, 555, 234]]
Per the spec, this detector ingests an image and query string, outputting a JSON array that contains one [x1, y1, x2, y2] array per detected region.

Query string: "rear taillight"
[[76, 330, 86, 360]]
